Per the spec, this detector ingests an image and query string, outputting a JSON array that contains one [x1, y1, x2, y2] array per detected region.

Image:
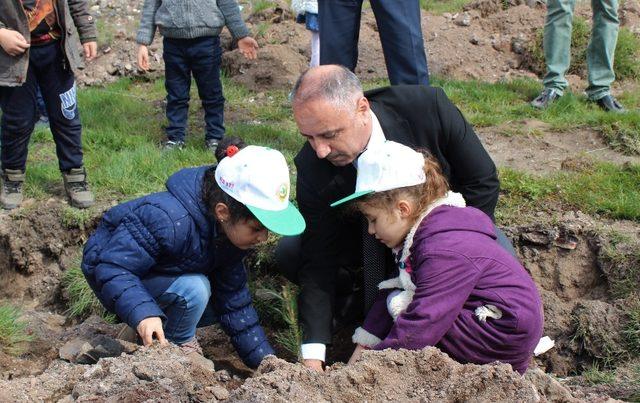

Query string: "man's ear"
[[356, 96, 370, 114], [397, 200, 413, 218], [214, 203, 231, 222]]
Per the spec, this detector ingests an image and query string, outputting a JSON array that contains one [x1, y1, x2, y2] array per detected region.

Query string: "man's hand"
[[0, 28, 30, 56], [136, 317, 168, 346], [237, 36, 258, 60], [347, 344, 366, 365], [137, 45, 150, 71], [303, 359, 324, 372], [83, 41, 97, 61]]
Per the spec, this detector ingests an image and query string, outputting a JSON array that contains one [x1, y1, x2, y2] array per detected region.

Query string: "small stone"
[[521, 231, 551, 246], [59, 338, 93, 362], [210, 386, 230, 400], [454, 12, 471, 26], [442, 12, 453, 20]]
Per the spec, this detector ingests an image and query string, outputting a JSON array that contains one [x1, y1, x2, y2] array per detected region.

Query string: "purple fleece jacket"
[[362, 206, 544, 374]]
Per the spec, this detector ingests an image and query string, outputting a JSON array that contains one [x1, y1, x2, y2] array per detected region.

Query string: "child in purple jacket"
[[331, 141, 544, 374]]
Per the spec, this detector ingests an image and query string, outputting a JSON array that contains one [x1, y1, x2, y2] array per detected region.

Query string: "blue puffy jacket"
[[81, 166, 274, 368]]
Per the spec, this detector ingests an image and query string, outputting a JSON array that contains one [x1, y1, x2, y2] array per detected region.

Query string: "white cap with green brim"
[[215, 145, 306, 236], [330, 140, 426, 207]]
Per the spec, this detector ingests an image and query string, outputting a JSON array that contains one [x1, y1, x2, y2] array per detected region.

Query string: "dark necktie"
[[362, 217, 387, 311]]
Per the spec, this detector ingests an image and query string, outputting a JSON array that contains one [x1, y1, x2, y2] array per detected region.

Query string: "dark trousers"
[[163, 36, 224, 142], [318, 0, 430, 85], [1, 41, 83, 172]]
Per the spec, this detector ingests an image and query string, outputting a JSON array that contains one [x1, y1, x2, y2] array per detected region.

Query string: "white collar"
[[355, 110, 385, 168]]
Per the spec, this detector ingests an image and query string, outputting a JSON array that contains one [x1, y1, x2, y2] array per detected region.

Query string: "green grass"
[[0, 305, 33, 355], [582, 363, 617, 385], [498, 162, 640, 223], [624, 299, 640, 357], [420, 0, 473, 14], [24, 77, 301, 203], [251, 0, 276, 14], [61, 266, 116, 322], [432, 76, 640, 155]]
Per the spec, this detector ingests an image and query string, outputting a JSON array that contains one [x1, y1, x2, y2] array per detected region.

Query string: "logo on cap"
[[277, 183, 288, 202]]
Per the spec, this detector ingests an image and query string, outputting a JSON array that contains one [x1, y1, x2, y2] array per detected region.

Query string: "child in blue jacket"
[[81, 138, 305, 368]]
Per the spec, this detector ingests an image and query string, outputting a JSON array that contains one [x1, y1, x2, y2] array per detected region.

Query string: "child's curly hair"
[[202, 136, 257, 224], [356, 150, 449, 219]]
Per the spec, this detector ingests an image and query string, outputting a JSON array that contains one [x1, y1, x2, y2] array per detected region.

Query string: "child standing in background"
[[0, 0, 97, 210], [292, 0, 319, 67], [136, 0, 259, 151], [332, 141, 544, 375]]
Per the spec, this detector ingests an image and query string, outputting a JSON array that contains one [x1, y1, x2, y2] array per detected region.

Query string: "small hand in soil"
[[136, 317, 168, 346]]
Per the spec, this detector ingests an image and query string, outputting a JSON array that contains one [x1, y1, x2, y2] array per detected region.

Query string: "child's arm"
[[135, 0, 161, 70], [218, 0, 258, 59], [135, 0, 161, 46], [210, 258, 275, 369], [373, 251, 482, 351], [82, 205, 178, 335], [0, 28, 30, 57], [66, 0, 97, 60]]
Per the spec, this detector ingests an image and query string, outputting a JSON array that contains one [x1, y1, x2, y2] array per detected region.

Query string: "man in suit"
[[319, 0, 429, 85], [279, 65, 504, 372]]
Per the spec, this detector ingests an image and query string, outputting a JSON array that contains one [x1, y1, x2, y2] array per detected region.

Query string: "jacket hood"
[[166, 166, 214, 235], [413, 206, 496, 245]]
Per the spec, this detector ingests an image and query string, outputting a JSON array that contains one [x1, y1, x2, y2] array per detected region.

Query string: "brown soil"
[[478, 124, 640, 176]]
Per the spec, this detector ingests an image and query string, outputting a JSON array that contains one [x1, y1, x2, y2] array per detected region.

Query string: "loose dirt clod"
[[230, 349, 541, 402]]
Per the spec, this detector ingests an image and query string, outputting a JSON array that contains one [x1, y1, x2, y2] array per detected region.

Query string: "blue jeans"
[[162, 36, 225, 142], [152, 273, 216, 344], [319, 0, 429, 85], [0, 41, 83, 172]]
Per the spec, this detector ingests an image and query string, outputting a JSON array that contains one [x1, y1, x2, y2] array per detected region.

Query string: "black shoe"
[[162, 140, 185, 150], [593, 94, 626, 113], [205, 139, 220, 153], [531, 88, 561, 109]]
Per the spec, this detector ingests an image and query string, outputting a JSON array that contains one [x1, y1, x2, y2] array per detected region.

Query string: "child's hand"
[[347, 344, 367, 365], [136, 316, 168, 346], [0, 28, 30, 56], [137, 45, 150, 71], [237, 36, 258, 60], [83, 41, 97, 62]]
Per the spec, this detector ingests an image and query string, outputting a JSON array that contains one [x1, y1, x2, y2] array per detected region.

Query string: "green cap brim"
[[330, 190, 374, 207], [247, 203, 306, 236]]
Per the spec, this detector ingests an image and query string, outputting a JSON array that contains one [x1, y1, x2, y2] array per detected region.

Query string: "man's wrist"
[[300, 343, 326, 362]]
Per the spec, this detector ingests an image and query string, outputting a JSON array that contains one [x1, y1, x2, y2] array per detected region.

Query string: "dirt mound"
[[0, 344, 233, 402], [222, 45, 308, 92], [0, 203, 102, 307], [231, 349, 540, 402], [504, 213, 640, 376]]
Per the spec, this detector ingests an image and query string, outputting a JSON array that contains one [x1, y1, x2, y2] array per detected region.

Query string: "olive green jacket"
[[0, 0, 97, 87]]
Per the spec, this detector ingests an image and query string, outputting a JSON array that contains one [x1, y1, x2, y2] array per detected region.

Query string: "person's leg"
[[0, 66, 38, 172], [369, 0, 429, 85], [318, 0, 363, 70], [585, 0, 619, 101], [34, 42, 84, 172], [155, 273, 212, 344], [163, 38, 192, 143], [541, 0, 577, 94], [190, 36, 225, 143], [310, 31, 320, 68]]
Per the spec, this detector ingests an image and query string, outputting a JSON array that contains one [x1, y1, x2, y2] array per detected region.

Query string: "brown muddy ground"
[[1, 0, 639, 401]]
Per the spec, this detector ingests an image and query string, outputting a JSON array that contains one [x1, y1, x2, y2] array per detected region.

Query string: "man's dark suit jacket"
[[293, 85, 500, 345]]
